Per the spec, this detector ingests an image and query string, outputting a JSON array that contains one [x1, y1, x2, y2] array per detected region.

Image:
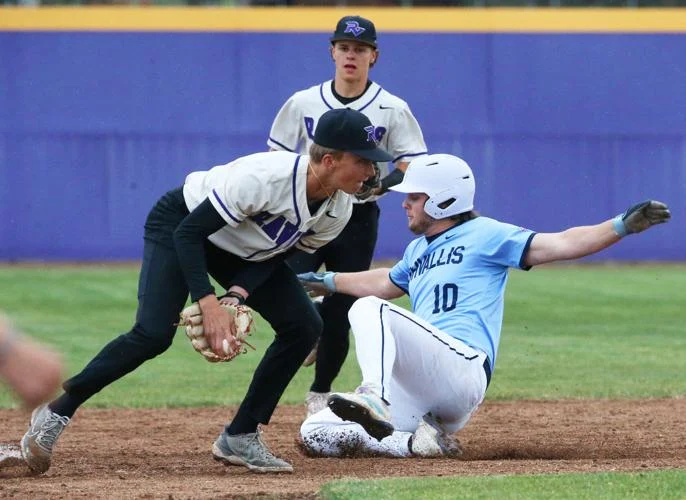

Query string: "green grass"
[[320, 469, 686, 500], [1, 264, 683, 497], [0, 263, 683, 408], [492, 263, 685, 399]]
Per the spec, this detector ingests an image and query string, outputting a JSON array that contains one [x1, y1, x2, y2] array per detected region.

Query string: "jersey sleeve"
[[482, 220, 537, 270], [389, 249, 412, 293], [267, 95, 304, 153], [209, 171, 270, 228], [386, 104, 428, 164]]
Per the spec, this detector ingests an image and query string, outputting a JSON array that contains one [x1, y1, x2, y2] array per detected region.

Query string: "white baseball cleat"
[[20, 404, 70, 474], [409, 412, 463, 458]]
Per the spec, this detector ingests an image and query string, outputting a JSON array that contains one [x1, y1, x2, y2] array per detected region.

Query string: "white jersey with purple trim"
[[183, 151, 353, 262], [268, 80, 428, 202], [389, 217, 536, 368]]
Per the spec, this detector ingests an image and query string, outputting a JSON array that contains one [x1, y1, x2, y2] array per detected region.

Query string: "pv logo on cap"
[[344, 21, 366, 37], [364, 125, 380, 144]]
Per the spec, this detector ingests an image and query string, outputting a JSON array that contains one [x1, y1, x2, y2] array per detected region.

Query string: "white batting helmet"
[[389, 154, 476, 219]]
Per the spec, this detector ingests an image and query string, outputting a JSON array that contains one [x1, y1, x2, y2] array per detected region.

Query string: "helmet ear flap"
[[423, 197, 442, 219], [424, 193, 459, 219]]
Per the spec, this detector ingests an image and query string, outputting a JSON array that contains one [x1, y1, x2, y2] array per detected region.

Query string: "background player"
[[268, 15, 428, 417], [18, 109, 391, 474], [297, 153, 671, 458]]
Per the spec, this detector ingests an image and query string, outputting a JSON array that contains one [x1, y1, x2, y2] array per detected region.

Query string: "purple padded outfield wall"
[[0, 26, 684, 261]]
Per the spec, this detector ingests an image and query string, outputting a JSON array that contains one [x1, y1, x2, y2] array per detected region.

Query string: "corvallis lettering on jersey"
[[408, 245, 465, 280]]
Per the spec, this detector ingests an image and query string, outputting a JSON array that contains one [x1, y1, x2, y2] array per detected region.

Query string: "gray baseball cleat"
[[327, 386, 394, 441], [305, 391, 330, 418], [212, 430, 293, 473], [409, 412, 463, 458], [20, 404, 70, 474]]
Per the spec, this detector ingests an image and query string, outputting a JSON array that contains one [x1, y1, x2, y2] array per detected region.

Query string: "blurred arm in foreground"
[[0, 314, 63, 408]]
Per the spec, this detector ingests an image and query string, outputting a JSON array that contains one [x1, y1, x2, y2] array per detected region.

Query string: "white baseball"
[[222, 338, 232, 355]]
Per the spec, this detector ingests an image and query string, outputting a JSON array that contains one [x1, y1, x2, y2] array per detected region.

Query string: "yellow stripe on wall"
[[2, 7, 686, 33]]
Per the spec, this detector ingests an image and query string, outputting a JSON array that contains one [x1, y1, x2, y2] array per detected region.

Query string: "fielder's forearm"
[[174, 198, 226, 302]]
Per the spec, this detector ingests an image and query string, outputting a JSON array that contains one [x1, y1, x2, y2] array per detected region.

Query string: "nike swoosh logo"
[[379, 105, 393, 110], [326, 211, 337, 218]]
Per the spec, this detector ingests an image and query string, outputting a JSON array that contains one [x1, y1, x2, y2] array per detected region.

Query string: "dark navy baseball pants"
[[63, 188, 322, 425]]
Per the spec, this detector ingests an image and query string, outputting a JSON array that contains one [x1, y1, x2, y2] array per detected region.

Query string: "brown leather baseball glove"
[[179, 302, 256, 362]]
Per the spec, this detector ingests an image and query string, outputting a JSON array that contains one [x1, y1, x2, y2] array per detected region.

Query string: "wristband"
[[323, 272, 337, 293], [222, 291, 247, 305], [611, 215, 627, 237]]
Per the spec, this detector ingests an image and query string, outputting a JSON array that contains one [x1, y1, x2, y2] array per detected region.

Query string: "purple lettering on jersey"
[[251, 213, 285, 240], [364, 125, 379, 144], [250, 212, 303, 247], [276, 221, 301, 246], [374, 127, 387, 143], [304, 117, 315, 140], [242, 155, 306, 260], [251, 211, 271, 225]]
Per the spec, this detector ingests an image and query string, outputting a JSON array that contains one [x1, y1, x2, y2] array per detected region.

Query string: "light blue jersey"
[[389, 217, 535, 370]]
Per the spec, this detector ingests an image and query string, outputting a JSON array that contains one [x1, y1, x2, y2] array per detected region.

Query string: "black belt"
[[483, 357, 492, 388]]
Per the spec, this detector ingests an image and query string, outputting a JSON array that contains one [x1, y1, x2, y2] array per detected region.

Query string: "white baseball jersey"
[[183, 151, 353, 261], [268, 80, 428, 203]]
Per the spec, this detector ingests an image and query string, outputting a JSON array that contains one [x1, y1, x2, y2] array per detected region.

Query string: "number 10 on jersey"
[[432, 283, 458, 314]]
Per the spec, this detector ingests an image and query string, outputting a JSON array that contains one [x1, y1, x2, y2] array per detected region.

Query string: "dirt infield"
[[1, 399, 684, 499]]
